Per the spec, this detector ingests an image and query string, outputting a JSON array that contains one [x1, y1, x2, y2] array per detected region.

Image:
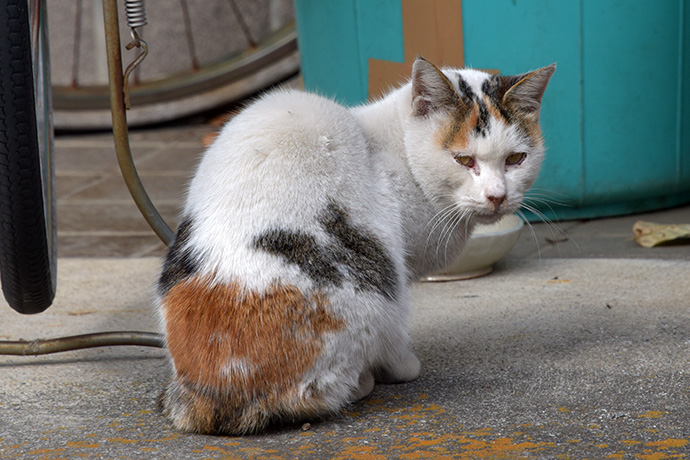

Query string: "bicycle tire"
[[0, 0, 57, 314]]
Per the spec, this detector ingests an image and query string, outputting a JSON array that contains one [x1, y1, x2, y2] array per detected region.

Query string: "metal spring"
[[124, 0, 147, 29]]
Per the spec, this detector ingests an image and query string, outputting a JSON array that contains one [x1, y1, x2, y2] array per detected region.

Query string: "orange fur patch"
[[161, 277, 344, 401], [439, 104, 480, 152], [483, 95, 507, 124]]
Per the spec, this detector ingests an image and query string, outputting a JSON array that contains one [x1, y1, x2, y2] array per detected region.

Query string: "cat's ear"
[[498, 64, 556, 121], [411, 57, 468, 117]]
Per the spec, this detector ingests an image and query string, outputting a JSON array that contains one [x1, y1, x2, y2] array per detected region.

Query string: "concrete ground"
[[1, 121, 689, 459]]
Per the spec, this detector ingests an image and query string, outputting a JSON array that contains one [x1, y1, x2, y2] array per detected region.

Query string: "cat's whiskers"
[[519, 202, 581, 257], [439, 208, 473, 265], [521, 188, 581, 256], [431, 208, 461, 262], [523, 194, 570, 218], [516, 209, 543, 260], [524, 192, 570, 208], [522, 189, 575, 224], [437, 210, 461, 264], [528, 187, 571, 202], [424, 202, 462, 252]]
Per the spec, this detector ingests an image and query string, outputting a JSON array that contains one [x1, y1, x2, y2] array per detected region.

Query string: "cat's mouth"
[[473, 209, 508, 225]]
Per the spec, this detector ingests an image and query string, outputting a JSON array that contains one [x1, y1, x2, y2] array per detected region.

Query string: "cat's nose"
[[486, 194, 506, 210]]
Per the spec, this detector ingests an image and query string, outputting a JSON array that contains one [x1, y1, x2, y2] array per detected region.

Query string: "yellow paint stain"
[[622, 440, 642, 446], [645, 438, 689, 449], [108, 437, 138, 444], [398, 451, 454, 460], [27, 448, 66, 455], [200, 445, 244, 460], [339, 437, 367, 444], [391, 433, 551, 460], [140, 448, 158, 453], [66, 441, 100, 448], [455, 437, 551, 460], [638, 411, 667, 419], [331, 445, 387, 460], [635, 453, 675, 460], [296, 443, 317, 451], [606, 453, 624, 459], [425, 404, 445, 413], [408, 436, 445, 448], [557, 406, 570, 413], [467, 428, 492, 437], [596, 444, 610, 448], [566, 439, 580, 443], [238, 446, 280, 456], [144, 434, 180, 442], [392, 403, 446, 414], [547, 279, 571, 284]]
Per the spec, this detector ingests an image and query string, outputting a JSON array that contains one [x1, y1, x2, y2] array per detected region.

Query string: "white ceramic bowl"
[[422, 214, 524, 281]]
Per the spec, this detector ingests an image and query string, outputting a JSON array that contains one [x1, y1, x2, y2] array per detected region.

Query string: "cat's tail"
[[159, 378, 328, 435]]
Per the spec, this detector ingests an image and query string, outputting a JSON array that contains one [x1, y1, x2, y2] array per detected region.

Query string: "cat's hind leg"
[[373, 349, 421, 384], [350, 369, 375, 401]]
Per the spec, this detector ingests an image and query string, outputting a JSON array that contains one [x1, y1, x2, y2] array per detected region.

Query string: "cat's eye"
[[455, 155, 475, 168], [506, 152, 527, 166]]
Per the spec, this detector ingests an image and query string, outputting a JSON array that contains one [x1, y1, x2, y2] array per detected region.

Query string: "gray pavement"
[[1, 122, 690, 459]]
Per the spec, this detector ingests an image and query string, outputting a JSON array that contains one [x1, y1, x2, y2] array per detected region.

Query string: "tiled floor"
[[54, 121, 690, 260], [55, 123, 215, 257]]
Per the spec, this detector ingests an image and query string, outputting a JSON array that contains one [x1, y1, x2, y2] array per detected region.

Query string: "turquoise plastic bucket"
[[295, 0, 690, 220]]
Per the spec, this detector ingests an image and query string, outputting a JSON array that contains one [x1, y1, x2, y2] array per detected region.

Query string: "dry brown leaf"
[[632, 220, 690, 248]]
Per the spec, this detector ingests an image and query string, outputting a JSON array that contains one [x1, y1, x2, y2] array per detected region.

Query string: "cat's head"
[[403, 57, 555, 224]]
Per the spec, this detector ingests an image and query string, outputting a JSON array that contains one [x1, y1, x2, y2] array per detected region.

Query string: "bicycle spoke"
[[178, 0, 199, 71]]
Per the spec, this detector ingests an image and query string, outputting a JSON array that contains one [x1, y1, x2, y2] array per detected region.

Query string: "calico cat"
[[157, 57, 555, 435]]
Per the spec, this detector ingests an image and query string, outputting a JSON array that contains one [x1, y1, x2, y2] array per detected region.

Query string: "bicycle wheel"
[[51, 0, 299, 129], [0, 0, 57, 314]]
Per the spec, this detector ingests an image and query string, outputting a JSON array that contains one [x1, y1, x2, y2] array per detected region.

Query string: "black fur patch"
[[319, 202, 398, 301], [458, 74, 492, 137], [253, 228, 344, 288], [253, 200, 398, 301], [158, 218, 199, 296], [457, 74, 476, 103], [474, 100, 490, 137], [482, 77, 514, 123]]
